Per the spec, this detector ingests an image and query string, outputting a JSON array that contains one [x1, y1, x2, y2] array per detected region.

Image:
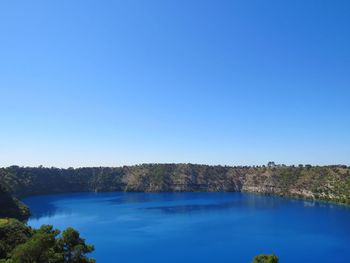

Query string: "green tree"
[[10, 225, 64, 263], [57, 227, 95, 263], [0, 219, 31, 259], [252, 254, 279, 263], [2, 224, 95, 263], [11, 232, 57, 263]]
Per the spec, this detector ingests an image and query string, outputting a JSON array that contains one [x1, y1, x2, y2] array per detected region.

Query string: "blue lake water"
[[23, 192, 350, 263]]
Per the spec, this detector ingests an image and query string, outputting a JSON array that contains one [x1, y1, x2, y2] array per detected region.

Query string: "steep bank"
[[0, 164, 349, 204], [0, 182, 30, 221]]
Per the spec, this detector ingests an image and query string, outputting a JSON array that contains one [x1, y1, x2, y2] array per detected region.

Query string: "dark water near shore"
[[23, 192, 350, 263]]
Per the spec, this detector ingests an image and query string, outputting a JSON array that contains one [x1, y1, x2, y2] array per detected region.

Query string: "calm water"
[[23, 192, 350, 263]]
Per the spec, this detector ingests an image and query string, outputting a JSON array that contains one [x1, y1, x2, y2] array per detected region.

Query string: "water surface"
[[23, 192, 350, 263]]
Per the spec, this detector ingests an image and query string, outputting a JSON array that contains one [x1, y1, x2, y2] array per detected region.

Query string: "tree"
[[11, 232, 57, 263], [57, 227, 95, 263], [2, 224, 95, 263], [267, 162, 276, 168], [11, 225, 61, 263], [252, 254, 279, 263], [0, 219, 31, 259]]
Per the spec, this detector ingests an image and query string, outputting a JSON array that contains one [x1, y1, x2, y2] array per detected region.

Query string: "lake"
[[23, 192, 350, 263]]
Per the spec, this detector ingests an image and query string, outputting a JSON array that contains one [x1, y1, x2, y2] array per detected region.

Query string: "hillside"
[[0, 182, 30, 221], [1, 164, 349, 205]]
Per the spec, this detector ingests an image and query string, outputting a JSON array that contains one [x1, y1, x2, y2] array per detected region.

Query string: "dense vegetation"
[[252, 254, 279, 263], [1, 164, 349, 204], [0, 219, 95, 263], [0, 183, 29, 221]]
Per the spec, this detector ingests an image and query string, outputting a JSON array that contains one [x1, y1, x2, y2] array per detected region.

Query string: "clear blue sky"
[[0, 0, 349, 168]]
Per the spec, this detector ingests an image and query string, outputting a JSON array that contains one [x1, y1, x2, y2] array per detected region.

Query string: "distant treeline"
[[1, 163, 349, 204]]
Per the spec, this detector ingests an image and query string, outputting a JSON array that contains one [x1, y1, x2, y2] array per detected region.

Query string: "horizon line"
[[2, 162, 349, 170]]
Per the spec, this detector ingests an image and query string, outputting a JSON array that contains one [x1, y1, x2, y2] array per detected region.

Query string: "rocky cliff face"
[[0, 164, 349, 204]]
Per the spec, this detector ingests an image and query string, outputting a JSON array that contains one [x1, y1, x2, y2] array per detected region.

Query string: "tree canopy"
[[0, 223, 95, 263], [252, 254, 279, 263]]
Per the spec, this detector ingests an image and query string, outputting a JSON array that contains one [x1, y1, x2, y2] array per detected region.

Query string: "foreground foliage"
[[0, 219, 31, 259], [0, 219, 95, 263], [252, 254, 279, 263]]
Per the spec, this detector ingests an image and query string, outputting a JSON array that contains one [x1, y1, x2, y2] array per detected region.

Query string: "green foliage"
[[252, 254, 279, 263], [0, 221, 95, 263], [58, 227, 95, 263], [11, 230, 58, 263], [0, 182, 29, 221], [0, 219, 31, 259]]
